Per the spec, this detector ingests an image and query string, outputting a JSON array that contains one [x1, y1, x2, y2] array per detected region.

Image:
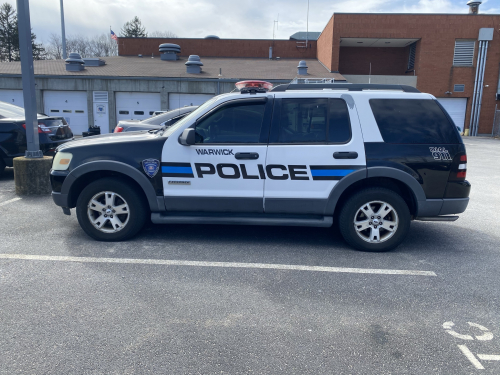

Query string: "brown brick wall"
[[338, 47, 410, 75], [118, 38, 317, 59], [318, 13, 500, 134], [317, 16, 334, 71]]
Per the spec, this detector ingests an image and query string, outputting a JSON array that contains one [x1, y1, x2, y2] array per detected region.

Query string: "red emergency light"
[[235, 80, 273, 91]]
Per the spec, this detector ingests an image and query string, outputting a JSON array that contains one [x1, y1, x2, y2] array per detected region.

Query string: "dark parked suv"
[[0, 101, 74, 176]]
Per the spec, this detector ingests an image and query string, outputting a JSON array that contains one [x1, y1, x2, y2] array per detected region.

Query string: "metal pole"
[[474, 41, 488, 136], [16, 0, 41, 158], [60, 0, 67, 59], [306, 0, 309, 47], [472, 41, 485, 136]]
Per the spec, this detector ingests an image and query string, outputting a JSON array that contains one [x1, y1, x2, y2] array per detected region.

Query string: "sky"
[[5, 0, 500, 44]]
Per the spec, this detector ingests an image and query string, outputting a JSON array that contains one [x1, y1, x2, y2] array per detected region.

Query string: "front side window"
[[278, 98, 351, 143], [195, 101, 265, 144]]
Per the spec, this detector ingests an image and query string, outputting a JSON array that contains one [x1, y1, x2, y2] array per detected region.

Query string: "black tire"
[[0, 158, 6, 178], [76, 177, 148, 241], [339, 187, 410, 252]]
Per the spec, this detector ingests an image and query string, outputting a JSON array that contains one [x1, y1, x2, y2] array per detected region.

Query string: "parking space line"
[[0, 253, 437, 276], [0, 197, 21, 207], [458, 345, 485, 370]]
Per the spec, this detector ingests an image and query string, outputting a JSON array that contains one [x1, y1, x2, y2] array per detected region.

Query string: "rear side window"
[[370, 99, 459, 144], [278, 98, 351, 143]]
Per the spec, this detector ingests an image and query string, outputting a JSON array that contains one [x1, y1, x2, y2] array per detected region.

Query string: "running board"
[[151, 213, 333, 227], [415, 216, 459, 222]]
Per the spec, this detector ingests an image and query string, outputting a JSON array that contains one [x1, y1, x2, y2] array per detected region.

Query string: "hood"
[[56, 130, 160, 152]]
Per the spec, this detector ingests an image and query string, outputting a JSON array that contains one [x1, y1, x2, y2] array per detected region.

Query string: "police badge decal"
[[142, 159, 160, 178]]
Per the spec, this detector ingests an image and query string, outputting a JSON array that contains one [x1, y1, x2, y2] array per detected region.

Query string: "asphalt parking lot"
[[1, 137, 500, 374]]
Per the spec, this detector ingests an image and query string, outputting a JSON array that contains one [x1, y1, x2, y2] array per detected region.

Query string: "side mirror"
[[179, 128, 195, 146]]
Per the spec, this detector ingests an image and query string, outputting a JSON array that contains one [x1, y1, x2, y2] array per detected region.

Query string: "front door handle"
[[235, 152, 259, 160], [333, 151, 358, 159]]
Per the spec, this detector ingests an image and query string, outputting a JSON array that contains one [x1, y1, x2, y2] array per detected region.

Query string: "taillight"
[[114, 126, 124, 133], [449, 152, 467, 181], [22, 123, 52, 134]]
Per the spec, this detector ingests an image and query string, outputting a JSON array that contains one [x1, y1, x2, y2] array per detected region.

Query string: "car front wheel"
[[76, 177, 147, 241], [339, 187, 410, 252]]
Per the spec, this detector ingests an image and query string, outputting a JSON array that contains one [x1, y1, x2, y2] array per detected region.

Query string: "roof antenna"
[[306, 0, 309, 47]]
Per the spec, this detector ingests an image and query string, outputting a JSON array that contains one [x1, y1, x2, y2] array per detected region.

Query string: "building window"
[[453, 40, 475, 66], [407, 43, 416, 70], [134, 111, 145, 115], [454, 84, 465, 92]]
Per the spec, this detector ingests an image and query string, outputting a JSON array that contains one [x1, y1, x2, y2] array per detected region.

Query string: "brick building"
[[118, 7, 500, 135], [0, 2, 499, 135]]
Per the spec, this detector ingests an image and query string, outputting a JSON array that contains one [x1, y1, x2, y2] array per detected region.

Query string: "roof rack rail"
[[271, 83, 421, 93]]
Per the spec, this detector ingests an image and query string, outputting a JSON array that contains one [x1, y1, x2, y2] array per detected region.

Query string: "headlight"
[[52, 152, 73, 171]]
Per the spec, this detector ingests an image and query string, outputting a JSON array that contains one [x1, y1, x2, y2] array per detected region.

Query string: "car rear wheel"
[[339, 187, 410, 252], [0, 158, 6, 178], [76, 177, 147, 241]]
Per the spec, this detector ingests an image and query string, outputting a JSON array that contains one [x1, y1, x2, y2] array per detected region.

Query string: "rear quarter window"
[[369, 99, 460, 144]]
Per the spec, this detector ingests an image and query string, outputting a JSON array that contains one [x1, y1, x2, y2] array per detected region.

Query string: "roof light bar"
[[235, 80, 273, 92]]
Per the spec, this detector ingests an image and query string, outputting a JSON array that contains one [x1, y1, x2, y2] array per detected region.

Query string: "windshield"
[[163, 97, 218, 137], [0, 101, 26, 119]]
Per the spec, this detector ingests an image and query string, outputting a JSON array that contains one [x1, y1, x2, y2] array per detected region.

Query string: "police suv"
[[50, 82, 470, 252]]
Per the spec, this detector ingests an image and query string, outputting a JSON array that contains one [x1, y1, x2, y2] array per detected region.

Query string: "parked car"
[[0, 101, 74, 176], [114, 106, 198, 133]]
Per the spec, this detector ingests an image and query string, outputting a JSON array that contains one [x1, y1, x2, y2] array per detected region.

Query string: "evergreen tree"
[[0, 2, 46, 62], [120, 16, 147, 37]]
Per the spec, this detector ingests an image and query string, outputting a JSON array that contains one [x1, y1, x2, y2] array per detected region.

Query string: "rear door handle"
[[333, 151, 358, 159], [235, 152, 259, 160]]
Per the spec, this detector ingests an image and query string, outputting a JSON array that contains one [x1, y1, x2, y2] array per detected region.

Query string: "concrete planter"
[[13, 156, 53, 195]]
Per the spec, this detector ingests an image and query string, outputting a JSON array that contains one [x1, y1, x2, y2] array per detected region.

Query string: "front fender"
[[61, 160, 164, 211]]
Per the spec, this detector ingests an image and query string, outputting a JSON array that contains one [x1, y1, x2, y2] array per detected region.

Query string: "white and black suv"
[[50, 82, 470, 252]]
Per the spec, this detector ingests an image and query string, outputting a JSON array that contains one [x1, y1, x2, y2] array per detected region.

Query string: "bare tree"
[[45, 33, 118, 59], [149, 30, 178, 38]]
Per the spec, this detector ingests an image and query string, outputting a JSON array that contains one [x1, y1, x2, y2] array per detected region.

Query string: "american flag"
[[110, 30, 118, 41]]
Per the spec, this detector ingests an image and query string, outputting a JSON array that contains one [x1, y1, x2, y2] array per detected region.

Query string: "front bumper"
[[50, 169, 69, 193], [52, 191, 70, 208]]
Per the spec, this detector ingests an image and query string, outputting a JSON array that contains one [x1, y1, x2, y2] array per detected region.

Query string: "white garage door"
[[169, 93, 214, 110], [116, 92, 161, 122], [44, 91, 88, 135], [437, 98, 467, 132], [0, 89, 24, 107]]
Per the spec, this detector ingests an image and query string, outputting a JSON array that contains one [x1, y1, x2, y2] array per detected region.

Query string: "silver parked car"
[[113, 106, 197, 133]]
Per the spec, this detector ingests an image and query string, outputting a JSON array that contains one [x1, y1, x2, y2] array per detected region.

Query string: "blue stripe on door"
[[310, 169, 355, 177], [162, 166, 193, 174]]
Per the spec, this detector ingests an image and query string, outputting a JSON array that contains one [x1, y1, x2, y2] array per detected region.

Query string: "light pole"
[[60, 0, 67, 59], [16, 0, 41, 158]]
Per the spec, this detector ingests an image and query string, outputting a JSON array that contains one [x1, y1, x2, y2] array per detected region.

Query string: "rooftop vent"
[[205, 35, 220, 39], [159, 43, 180, 61], [83, 58, 105, 67], [185, 55, 203, 74], [65, 52, 85, 71], [467, 0, 481, 14], [297, 61, 308, 75]]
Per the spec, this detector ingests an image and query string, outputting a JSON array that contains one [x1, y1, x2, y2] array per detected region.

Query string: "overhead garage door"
[[437, 98, 467, 132], [169, 93, 214, 110], [43, 91, 88, 135], [115, 92, 161, 123], [0, 89, 24, 107]]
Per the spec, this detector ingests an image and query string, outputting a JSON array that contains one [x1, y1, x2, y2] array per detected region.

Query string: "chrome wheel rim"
[[87, 191, 130, 233], [353, 201, 399, 243]]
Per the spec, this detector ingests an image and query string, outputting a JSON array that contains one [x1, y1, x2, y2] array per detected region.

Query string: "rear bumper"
[[440, 198, 469, 215], [417, 197, 469, 217]]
